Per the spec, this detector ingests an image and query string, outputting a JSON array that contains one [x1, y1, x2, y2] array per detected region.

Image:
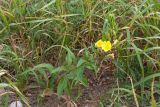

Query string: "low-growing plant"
[[20, 46, 97, 97]]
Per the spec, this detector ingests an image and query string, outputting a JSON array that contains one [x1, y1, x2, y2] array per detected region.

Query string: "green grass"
[[0, 0, 160, 106]]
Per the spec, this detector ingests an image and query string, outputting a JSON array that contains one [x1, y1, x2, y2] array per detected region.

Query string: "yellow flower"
[[101, 41, 112, 52], [95, 39, 104, 48], [95, 39, 112, 52]]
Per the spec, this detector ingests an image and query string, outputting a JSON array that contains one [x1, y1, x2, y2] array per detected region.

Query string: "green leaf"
[[52, 66, 66, 73], [65, 48, 75, 65], [75, 67, 88, 86], [37, 0, 56, 12], [21, 63, 54, 75], [77, 58, 86, 67], [57, 78, 68, 96], [134, 71, 160, 87]]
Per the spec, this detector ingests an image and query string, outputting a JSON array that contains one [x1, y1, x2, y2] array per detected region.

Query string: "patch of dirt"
[[77, 67, 116, 107]]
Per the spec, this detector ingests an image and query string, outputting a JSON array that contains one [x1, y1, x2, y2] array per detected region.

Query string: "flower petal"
[[95, 39, 104, 48], [101, 41, 112, 52]]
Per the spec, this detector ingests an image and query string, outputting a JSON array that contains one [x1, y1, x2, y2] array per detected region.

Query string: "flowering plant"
[[95, 39, 112, 52]]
